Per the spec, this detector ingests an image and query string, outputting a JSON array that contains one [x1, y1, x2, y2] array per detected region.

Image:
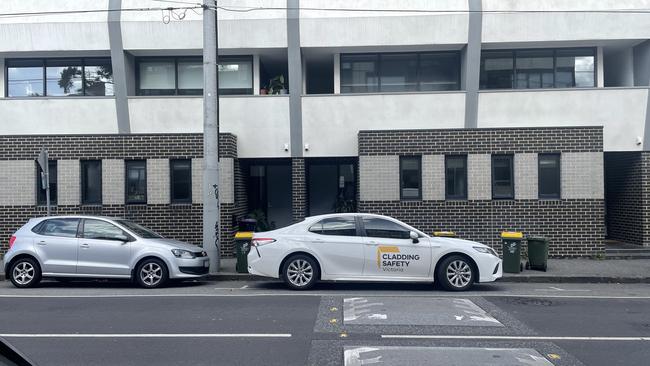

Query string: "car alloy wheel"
[[446, 260, 472, 288], [283, 255, 319, 290], [436, 255, 474, 291], [136, 259, 168, 289], [287, 259, 313, 287], [9, 258, 41, 288]]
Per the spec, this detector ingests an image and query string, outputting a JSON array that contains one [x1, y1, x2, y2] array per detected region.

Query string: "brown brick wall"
[[359, 199, 604, 257], [358, 127, 603, 156]]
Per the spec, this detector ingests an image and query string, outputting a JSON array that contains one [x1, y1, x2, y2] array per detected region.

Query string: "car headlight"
[[171, 249, 196, 259], [473, 246, 498, 257]]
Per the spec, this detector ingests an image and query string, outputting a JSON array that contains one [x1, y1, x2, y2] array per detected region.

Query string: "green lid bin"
[[235, 232, 253, 273], [501, 232, 524, 273], [526, 237, 549, 272]]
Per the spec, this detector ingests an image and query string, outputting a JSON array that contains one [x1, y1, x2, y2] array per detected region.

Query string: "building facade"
[[0, 0, 649, 257]]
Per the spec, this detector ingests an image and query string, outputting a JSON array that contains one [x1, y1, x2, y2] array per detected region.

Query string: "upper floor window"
[[136, 56, 253, 96], [6, 58, 113, 97], [340, 52, 460, 93], [480, 48, 595, 90]]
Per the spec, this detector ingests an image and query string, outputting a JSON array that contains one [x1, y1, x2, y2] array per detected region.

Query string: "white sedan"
[[247, 213, 502, 291]]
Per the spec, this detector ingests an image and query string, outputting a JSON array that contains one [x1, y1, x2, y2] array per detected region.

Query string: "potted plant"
[[267, 75, 287, 95]]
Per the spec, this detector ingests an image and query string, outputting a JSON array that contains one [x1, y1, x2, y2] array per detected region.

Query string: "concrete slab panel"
[[343, 297, 503, 327], [344, 346, 554, 366]]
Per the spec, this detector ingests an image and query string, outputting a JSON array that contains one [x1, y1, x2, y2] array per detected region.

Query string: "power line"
[[0, 5, 202, 19]]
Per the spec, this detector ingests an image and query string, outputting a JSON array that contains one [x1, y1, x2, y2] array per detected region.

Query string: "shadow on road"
[[249, 281, 506, 293]]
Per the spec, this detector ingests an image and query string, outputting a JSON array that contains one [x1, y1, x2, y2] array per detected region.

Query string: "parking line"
[[382, 335, 650, 341], [0, 333, 292, 338]]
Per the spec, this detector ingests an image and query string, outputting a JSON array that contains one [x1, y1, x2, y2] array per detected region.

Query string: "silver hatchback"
[[3, 216, 210, 288]]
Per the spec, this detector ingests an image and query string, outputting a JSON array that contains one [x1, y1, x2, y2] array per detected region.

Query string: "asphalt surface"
[[0, 280, 649, 366]]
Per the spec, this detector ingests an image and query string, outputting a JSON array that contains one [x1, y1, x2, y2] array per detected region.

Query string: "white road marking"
[[240, 285, 249, 289], [0, 293, 649, 299], [535, 287, 592, 292], [0, 333, 292, 338], [382, 335, 650, 341]]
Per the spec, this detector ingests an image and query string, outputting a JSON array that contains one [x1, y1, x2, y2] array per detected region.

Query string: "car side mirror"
[[409, 231, 419, 244]]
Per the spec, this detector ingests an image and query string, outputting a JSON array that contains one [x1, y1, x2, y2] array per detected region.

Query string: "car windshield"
[[116, 220, 164, 239]]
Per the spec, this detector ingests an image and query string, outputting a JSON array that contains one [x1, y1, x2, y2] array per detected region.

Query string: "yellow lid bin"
[[500, 231, 523, 239], [235, 232, 254, 240], [433, 231, 457, 238]]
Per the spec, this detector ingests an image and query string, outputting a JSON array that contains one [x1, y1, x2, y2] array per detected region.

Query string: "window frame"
[[399, 155, 422, 201], [80, 160, 102, 205], [125, 160, 148, 205], [538, 153, 562, 200], [340, 51, 461, 94], [479, 47, 596, 90], [135, 55, 254, 96], [35, 160, 58, 206], [359, 216, 413, 240], [308, 216, 360, 237], [80, 218, 133, 241], [34, 218, 81, 238], [491, 154, 515, 200], [170, 159, 192, 204], [5, 57, 114, 97], [445, 155, 468, 200]]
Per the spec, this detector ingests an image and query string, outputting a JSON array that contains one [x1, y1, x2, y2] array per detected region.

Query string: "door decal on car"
[[376, 245, 420, 272]]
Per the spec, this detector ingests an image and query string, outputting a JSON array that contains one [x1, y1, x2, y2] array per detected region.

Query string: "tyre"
[[9, 257, 41, 288], [135, 258, 169, 289], [436, 255, 475, 291], [282, 255, 319, 290]]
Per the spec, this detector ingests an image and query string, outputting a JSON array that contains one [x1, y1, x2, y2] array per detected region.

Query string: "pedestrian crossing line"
[[381, 335, 650, 341], [0, 333, 292, 338]]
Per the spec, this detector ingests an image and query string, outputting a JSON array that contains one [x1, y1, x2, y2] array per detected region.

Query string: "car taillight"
[[9, 235, 16, 249], [251, 238, 276, 247]]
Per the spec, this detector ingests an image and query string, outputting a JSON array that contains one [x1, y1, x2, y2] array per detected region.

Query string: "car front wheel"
[[9, 258, 41, 288], [135, 258, 169, 289], [282, 255, 319, 290], [436, 255, 475, 291]]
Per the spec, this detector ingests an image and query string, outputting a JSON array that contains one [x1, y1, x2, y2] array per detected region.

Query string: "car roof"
[[305, 212, 392, 221], [35, 215, 123, 221]]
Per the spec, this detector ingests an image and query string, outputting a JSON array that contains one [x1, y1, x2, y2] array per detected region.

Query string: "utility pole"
[[202, 0, 220, 272]]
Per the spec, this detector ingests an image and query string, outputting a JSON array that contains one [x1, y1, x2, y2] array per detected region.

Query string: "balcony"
[[301, 92, 466, 156], [128, 95, 290, 158], [477, 87, 649, 151], [0, 98, 118, 134], [299, 0, 469, 47]]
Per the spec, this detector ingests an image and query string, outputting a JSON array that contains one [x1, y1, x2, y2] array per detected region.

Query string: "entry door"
[[33, 218, 80, 274], [266, 164, 292, 228], [306, 216, 365, 277], [77, 219, 131, 276], [360, 216, 431, 279]]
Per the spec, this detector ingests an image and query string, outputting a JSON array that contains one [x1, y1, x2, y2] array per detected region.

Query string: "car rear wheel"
[[9, 258, 41, 288], [436, 255, 475, 291], [135, 258, 169, 289], [282, 255, 319, 290]]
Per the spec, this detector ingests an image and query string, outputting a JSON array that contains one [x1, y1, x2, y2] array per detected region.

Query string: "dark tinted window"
[[81, 160, 102, 205], [36, 160, 57, 205], [480, 48, 595, 89], [39, 218, 79, 238], [309, 217, 357, 236], [83, 219, 127, 240], [400, 156, 421, 200], [170, 159, 191, 203], [492, 155, 514, 199], [445, 155, 467, 200], [539, 154, 561, 199], [116, 220, 163, 239], [341, 52, 460, 93], [126, 160, 147, 204], [362, 217, 411, 239]]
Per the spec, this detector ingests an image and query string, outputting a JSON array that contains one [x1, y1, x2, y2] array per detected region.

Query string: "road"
[[0, 280, 649, 365]]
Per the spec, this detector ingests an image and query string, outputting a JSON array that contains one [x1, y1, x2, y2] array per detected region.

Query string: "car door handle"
[[311, 238, 324, 243], [80, 243, 90, 249], [367, 240, 378, 245], [37, 241, 46, 246]]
